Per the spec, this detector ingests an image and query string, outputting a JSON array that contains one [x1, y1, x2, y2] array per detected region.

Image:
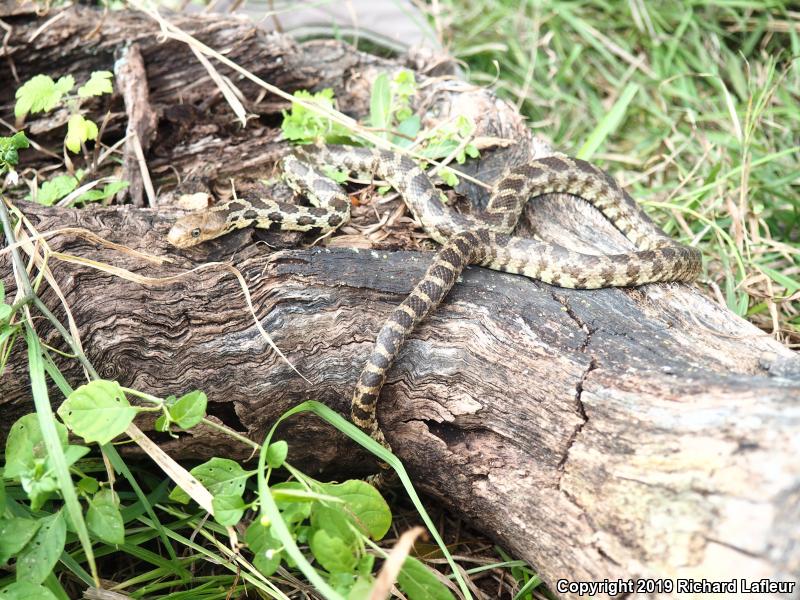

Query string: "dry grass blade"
[[370, 526, 425, 600]]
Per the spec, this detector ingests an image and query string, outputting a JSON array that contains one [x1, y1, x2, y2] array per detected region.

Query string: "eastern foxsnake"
[[168, 146, 701, 469]]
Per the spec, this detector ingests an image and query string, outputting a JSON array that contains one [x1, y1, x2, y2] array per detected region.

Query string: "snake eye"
[[191, 228, 201, 238]]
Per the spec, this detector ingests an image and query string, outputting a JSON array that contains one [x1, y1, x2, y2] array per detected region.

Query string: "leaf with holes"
[[0, 581, 59, 600], [168, 457, 250, 504], [87, 489, 124, 545], [15, 511, 66, 584], [57, 380, 137, 445]]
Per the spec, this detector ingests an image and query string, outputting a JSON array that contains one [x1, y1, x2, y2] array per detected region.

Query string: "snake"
[[168, 146, 701, 468]]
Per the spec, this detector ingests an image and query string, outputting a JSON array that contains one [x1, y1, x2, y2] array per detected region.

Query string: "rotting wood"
[[1, 6, 799, 597]]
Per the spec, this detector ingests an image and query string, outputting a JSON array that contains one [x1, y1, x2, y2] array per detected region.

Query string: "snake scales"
[[168, 146, 701, 462]]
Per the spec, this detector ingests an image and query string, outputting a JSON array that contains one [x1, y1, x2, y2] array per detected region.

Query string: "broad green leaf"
[[64, 114, 98, 154], [347, 576, 374, 600], [211, 494, 246, 526], [273, 481, 313, 527], [169, 390, 207, 429], [77, 476, 99, 494], [16, 511, 66, 584], [397, 557, 455, 600], [369, 73, 392, 139], [168, 457, 249, 504], [311, 502, 357, 546], [0, 518, 40, 564], [74, 180, 128, 205], [14, 74, 74, 117], [395, 115, 421, 147], [5, 414, 67, 479], [245, 520, 282, 577], [30, 174, 78, 206], [0, 581, 59, 600], [77, 71, 113, 98], [309, 529, 357, 574], [59, 444, 90, 468], [87, 489, 124, 545], [57, 380, 137, 445], [266, 440, 288, 469], [320, 480, 392, 540]]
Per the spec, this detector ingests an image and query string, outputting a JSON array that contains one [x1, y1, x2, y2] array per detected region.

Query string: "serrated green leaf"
[[170, 390, 207, 429], [397, 557, 455, 600], [369, 73, 392, 139], [5, 414, 67, 479], [318, 480, 391, 540], [211, 494, 246, 526], [54, 75, 75, 96], [281, 88, 356, 144], [16, 511, 66, 584], [14, 74, 73, 118], [77, 71, 113, 98], [57, 380, 137, 445], [30, 174, 78, 206], [75, 180, 128, 205], [0, 581, 59, 600], [310, 529, 357, 574], [439, 167, 459, 187], [87, 489, 124, 545], [65, 114, 98, 154], [0, 518, 40, 564], [266, 440, 288, 469], [0, 132, 29, 171]]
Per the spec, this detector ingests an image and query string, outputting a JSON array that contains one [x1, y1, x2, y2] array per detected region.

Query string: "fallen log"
[[1, 6, 798, 597]]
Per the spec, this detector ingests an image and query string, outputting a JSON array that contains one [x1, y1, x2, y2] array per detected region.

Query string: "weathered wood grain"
[[1, 6, 798, 597]]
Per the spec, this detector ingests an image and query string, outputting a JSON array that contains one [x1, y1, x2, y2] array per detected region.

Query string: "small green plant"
[[0, 132, 29, 178], [13, 71, 128, 206], [26, 170, 128, 207], [0, 378, 458, 599], [280, 69, 480, 187], [15, 71, 112, 154]]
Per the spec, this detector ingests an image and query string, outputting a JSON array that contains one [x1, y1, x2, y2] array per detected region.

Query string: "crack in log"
[[550, 291, 596, 472]]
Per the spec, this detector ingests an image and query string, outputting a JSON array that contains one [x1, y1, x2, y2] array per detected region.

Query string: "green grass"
[[426, 0, 800, 345]]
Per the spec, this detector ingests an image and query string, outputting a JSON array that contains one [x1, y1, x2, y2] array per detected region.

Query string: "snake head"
[[167, 210, 229, 248]]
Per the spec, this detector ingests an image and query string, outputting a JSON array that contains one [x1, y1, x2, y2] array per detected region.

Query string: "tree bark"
[[1, 6, 799, 598]]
